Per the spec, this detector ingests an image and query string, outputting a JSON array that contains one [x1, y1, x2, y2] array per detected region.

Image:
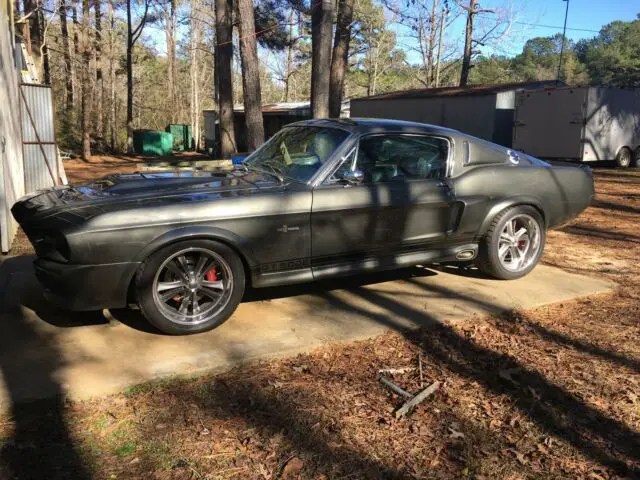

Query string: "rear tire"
[[476, 206, 546, 280], [616, 147, 632, 168], [136, 239, 245, 335]]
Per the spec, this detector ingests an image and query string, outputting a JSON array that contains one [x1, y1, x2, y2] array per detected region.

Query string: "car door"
[[310, 133, 459, 279]]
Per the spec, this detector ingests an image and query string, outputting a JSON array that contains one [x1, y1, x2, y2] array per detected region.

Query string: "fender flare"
[[478, 196, 548, 236], [132, 226, 258, 268]]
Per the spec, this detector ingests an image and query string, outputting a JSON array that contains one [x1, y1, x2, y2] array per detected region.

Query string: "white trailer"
[[513, 87, 640, 168]]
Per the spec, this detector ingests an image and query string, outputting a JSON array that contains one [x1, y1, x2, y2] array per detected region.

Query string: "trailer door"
[[513, 88, 587, 160]]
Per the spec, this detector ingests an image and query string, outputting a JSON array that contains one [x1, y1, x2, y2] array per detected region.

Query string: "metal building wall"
[[350, 95, 498, 142], [20, 83, 60, 193], [0, 9, 25, 253]]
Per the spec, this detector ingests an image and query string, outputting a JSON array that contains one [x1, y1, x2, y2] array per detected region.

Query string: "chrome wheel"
[[152, 247, 233, 326], [498, 214, 541, 273]]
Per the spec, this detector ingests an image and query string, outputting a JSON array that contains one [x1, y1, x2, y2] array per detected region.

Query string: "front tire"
[[476, 206, 545, 280], [136, 239, 245, 335]]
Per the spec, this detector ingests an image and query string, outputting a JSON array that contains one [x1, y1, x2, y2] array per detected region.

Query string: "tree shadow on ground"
[[591, 199, 640, 215], [315, 287, 640, 477], [560, 224, 640, 243], [0, 261, 91, 479]]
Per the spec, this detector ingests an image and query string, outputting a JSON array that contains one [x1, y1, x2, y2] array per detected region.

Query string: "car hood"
[[12, 168, 285, 223]]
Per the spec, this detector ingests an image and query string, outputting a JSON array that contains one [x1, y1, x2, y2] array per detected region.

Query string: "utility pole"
[[556, 0, 570, 84]]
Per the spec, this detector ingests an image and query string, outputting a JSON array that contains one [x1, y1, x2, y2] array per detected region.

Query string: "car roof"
[[286, 118, 461, 137]]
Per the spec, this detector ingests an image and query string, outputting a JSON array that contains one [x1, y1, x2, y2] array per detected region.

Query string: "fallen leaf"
[[282, 456, 304, 477]]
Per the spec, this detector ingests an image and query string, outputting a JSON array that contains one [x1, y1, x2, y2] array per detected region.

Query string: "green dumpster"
[[166, 124, 193, 151], [133, 130, 173, 156]]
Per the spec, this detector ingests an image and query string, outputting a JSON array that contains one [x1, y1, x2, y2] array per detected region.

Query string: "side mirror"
[[342, 169, 364, 185]]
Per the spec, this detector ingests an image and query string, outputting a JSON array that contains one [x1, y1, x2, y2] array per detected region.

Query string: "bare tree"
[[22, 0, 47, 82], [59, 0, 74, 109], [126, 0, 151, 153], [434, 6, 446, 87], [94, 0, 104, 148], [237, 0, 264, 150], [81, 0, 91, 159], [310, 0, 333, 118], [458, 0, 513, 86], [284, 9, 296, 102], [165, 0, 177, 122], [190, 0, 201, 150], [329, 0, 354, 118], [215, 0, 236, 156], [108, 0, 116, 151]]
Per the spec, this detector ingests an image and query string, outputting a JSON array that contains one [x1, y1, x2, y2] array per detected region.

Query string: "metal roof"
[[203, 99, 351, 116], [351, 80, 563, 102]]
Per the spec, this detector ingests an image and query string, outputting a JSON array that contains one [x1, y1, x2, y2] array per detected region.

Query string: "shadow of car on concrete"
[[1, 254, 487, 335]]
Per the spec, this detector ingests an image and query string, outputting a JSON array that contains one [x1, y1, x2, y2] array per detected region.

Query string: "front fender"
[[132, 226, 258, 267]]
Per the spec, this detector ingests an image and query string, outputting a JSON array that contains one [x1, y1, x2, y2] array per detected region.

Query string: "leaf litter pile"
[[1, 167, 639, 479]]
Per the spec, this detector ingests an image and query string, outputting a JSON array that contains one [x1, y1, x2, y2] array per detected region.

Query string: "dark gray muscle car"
[[12, 119, 594, 335]]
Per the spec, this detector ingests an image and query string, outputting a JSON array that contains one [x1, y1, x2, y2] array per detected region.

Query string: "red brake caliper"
[[205, 268, 218, 282]]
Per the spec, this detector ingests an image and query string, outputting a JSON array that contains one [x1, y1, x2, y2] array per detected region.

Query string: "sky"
[[525, 0, 637, 42], [392, 0, 639, 64]]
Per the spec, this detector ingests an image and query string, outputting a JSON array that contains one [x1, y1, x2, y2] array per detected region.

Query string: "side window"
[[355, 135, 449, 184], [327, 148, 356, 184]]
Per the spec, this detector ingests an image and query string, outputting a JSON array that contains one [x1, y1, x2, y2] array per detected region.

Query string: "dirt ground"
[[1, 160, 639, 480]]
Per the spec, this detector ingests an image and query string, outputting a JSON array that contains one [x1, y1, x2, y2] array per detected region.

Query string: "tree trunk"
[[427, 0, 438, 86], [237, 0, 264, 150], [126, 0, 134, 153], [284, 9, 294, 102], [108, 0, 116, 151], [328, 0, 353, 118], [94, 0, 104, 150], [22, 0, 41, 80], [166, 0, 177, 123], [81, 0, 91, 159], [190, 0, 201, 151], [72, 0, 79, 57], [434, 7, 446, 87], [310, 0, 333, 119], [59, 0, 74, 110], [215, 0, 236, 156], [460, 0, 474, 87]]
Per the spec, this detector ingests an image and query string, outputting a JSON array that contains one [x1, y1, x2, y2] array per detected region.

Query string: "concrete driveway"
[[0, 255, 614, 409]]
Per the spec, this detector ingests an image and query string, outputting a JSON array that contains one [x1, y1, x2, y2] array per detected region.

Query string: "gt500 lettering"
[[260, 258, 310, 273], [277, 225, 300, 233]]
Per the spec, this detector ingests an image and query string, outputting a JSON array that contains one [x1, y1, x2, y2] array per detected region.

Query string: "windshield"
[[244, 126, 350, 182]]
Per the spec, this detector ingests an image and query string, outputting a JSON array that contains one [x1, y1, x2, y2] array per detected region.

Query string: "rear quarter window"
[[466, 138, 509, 166]]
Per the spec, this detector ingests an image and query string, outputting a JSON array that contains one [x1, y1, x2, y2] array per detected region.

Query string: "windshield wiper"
[[246, 162, 285, 183]]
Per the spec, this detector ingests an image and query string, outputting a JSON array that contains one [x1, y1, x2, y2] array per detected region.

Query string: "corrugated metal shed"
[[354, 80, 561, 101], [20, 83, 61, 192], [350, 81, 562, 147]]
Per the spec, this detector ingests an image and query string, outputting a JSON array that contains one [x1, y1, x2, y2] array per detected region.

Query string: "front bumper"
[[34, 258, 141, 311]]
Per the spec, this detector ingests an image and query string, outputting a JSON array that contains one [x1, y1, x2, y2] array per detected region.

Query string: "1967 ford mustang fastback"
[[12, 119, 594, 334]]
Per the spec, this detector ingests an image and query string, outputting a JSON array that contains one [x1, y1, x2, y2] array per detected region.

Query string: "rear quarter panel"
[[451, 163, 593, 238]]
